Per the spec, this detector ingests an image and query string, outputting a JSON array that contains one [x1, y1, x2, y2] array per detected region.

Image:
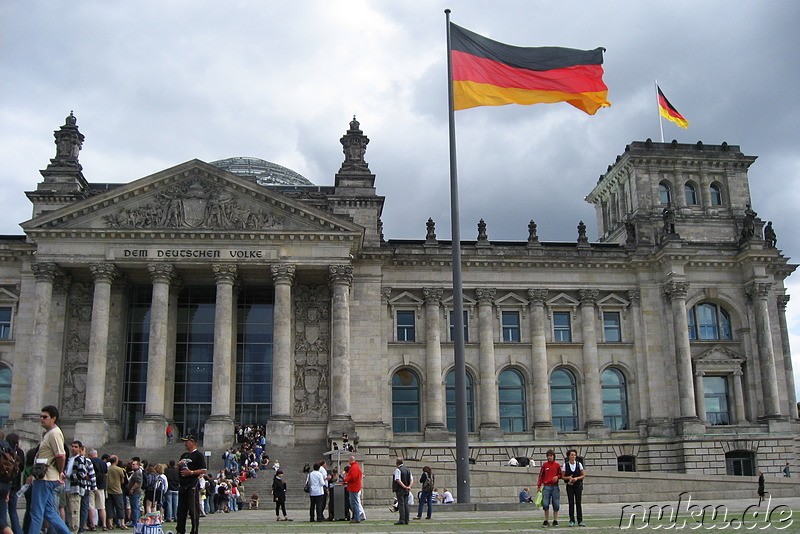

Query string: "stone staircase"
[[92, 439, 328, 510]]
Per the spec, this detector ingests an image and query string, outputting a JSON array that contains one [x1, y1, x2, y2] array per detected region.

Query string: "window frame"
[[710, 183, 723, 206], [498, 369, 526, 432], [703, 375, 731, 425], [602, 311, 622, 342], [501, 310, 521, 342], [0, 306, 12, 340], [684, 182, 698, 205], [552, 311, 572, 342], [550, 368, 579, 431], [396, 310, 416, 342], [449, 310, 469, 343], [392, 369, 421, 433], [688, 303, 732, 341], [601, 367, 629, 430], [659, 183, 672, 205]]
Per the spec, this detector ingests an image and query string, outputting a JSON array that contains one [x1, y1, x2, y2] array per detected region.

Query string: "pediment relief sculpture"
[[103, 178, 285, 231]]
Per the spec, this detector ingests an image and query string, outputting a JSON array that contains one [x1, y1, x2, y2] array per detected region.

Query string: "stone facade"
[[0, 114, 797, 479]]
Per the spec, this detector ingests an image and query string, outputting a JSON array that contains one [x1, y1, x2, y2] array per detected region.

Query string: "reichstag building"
[[0, 113, 796, 476]]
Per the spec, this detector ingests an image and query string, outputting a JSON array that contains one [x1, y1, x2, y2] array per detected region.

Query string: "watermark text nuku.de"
[[618, 492, 793, 530]]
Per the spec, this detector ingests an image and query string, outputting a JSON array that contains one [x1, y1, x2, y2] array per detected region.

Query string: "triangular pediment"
[[694, 344, 744, 363], [21, 160, 362, 237]]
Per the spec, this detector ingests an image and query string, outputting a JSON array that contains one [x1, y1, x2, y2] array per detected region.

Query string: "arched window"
[[392, 369, 420, 433], [684, 183, 698, 205], [551, 368, 578, 431], [498, 369, 526, 432], [601, 368, 629, 430], [659, 183, 672, 205], [0, 366, 11, 427], [446, 370, 474, 432], [688, 303, 733, 340], [710, 183, 723, 206]]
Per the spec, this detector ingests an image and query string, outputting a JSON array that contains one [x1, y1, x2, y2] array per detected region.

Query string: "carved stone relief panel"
[[103, 177, 285, 230], [293, 284, 330, 420], [61, 282, 93, 416]]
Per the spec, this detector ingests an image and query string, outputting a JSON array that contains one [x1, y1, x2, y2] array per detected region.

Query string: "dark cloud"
[[2, 0, 799, 389]]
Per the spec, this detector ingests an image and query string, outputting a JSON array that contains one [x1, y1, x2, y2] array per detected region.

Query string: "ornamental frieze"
[[103, 179, 285, 230]]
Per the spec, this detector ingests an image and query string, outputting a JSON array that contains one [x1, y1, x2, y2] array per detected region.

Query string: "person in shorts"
[[536, 449, 562, 527]]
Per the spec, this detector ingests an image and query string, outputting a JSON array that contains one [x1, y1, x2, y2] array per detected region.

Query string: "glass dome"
[[210, 156, 313, 186]]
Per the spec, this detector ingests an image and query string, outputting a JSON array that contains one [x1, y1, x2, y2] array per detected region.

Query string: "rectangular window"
[[704, 376, 731, 425], [553, 311, 572, 342], [449, 310, 469, 343], [0, 307, 10, 339], [396, 310, 416, 342], [603, 311, 621, 342], [502, 311, 521, 342]]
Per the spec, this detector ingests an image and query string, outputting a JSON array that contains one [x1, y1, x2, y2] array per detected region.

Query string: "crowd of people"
[[0, 405, 208, 534]]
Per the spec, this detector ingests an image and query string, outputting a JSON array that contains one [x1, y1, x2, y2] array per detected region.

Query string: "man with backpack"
[[4, 433, 24, 534], [0, 432, 20, 534]]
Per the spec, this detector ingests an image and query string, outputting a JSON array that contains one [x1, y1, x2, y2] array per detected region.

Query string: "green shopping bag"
[[534, 488, 543, 507]]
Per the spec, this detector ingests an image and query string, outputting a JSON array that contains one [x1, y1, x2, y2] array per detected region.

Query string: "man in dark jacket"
[[164, 460, 181, 521]]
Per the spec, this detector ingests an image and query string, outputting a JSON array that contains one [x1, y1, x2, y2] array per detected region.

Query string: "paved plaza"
[[157, 496, 800, 533]]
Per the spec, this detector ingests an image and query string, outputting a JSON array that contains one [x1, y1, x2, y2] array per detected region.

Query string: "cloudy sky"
[[3, 1, 800, 396]]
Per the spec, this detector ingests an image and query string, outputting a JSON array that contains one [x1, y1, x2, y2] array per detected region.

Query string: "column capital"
[[271, 263, 296, 284], [212, 264, 238, 284], [745, 282, 772, 300], [777, 294, 790, 310], [627, 289, 641, 305], [527, 288, 549, 304], [578, 289, 599, 306], [31, 262, 61, 282], [475, 288, 496, 305], [422, 287, 443, 305], [147, 263, 175, 284], [89, 263, 119, 283], [329, 264, 353, 286], [663, 281, 689, 299], [381, 286, 392, 304]]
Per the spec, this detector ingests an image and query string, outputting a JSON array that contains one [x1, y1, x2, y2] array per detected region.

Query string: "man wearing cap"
[[177, 435, 207, 534]]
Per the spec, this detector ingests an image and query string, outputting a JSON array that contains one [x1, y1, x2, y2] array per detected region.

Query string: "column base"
[[74, 415, 109, 449], [266, 418, 296, 448], [203, 416, 235, 451], [423, 424, 449, 442], [14, 414, 49, 445], [763, 415, 792, 433], [327, 416, 357, 444], [584, 420, 610, 439], [478, 424, 503, 441], [674, 417, 705, 436], [532, 422, 558, 440], [135, 415, 168, 449]]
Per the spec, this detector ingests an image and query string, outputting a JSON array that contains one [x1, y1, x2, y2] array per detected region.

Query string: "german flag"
[[657, 86, 688, 129], [450, 23, 610, 114]]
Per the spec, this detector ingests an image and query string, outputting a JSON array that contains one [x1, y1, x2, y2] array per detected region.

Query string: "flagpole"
[[445, 8, 471, 504], [655, 79, 665, 142]]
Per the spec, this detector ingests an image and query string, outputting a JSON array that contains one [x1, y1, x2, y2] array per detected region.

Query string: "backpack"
[[143, 471, 158, 492], [0, 442, 19, 484], [421, 473, 435, 493]]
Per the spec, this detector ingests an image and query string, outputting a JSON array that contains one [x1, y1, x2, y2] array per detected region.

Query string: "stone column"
[[579, 289, 605, 434], [75, 263, 118, 447], [663, 281, 699, 423], [136, 263, 174, 448], [694, 370, 707, 423], [422, 288, 447, 440], [476, 288, 501, 439], [628, 289, 652, 425], [732, 370, 747, 424], [328, 265, 354, 437], [204, 264, 238, 450], [528, 289, 555, 438], [777, 295, 797, 414], [164, 280, 181, 422], [22, 262, 61, 428], [267, 264, 296, 448], [746, 282, 782, 419]]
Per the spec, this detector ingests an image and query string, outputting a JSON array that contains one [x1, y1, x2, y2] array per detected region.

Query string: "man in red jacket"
[[343, 456, 363, 523], [537, 449, 562, 527]]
